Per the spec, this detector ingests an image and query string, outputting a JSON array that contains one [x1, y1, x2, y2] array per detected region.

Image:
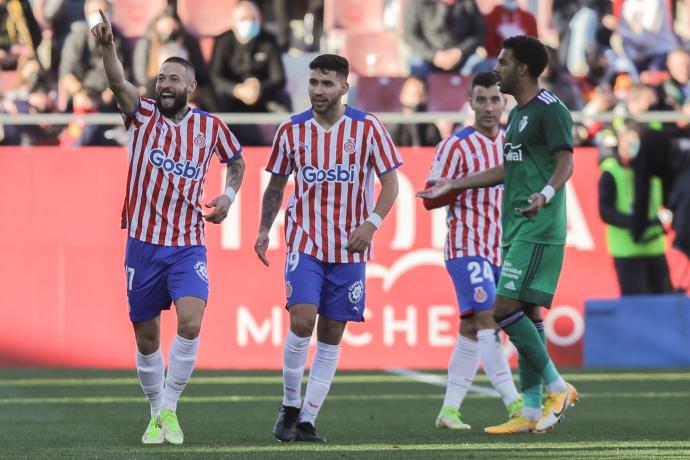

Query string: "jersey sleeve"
[[543, 102, 573, 154], [265, 121, 293, 176], [213, 118, 243, 163], [368, 115, 404, 176], [427, 137, 461, 182], [121, 96, 156, 131]]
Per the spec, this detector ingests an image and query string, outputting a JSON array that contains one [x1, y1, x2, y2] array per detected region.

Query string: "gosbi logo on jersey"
[[149, 148, 202, 180], [302, 164, 357, 184]]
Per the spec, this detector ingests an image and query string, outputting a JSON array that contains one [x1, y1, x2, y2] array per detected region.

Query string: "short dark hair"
[[309, 54, 349, 79], [471, 72, 499, 90], [502, 35, 548, 79], [162, 56, 196, 79]]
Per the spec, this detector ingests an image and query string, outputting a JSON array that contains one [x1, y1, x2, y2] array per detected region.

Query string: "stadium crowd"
[[1, 0, 690, 149]]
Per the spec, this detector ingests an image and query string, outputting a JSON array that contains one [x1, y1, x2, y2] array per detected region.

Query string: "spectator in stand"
[[403, 0, 486, 78], [536, 0, 612, 76], [210, 0, 290, 146], [58, 0, 131, 112], [598, 119, 673, 295], [615, 0, 678, 73], [622, 120, 690, 263], [661, 47, 690, 110], [541, 46, 584, 111], [484, 0, 537, 61], [0, 0, 42, 70], [34, 0, 86, 74], [0, 56, 59, 145], [133, 6, 214, 111], [255, 0, 324, 52], [623, 83, 667, 127], [58, 87, 113, 146], [389, 76, 442, 147]]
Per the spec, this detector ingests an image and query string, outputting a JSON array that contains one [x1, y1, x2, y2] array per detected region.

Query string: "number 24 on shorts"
[[467, 260, 494, 284]]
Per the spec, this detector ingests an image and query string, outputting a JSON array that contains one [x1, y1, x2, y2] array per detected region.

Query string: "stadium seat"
[[177, 0, 237, 37], [341, 32, 401, 77], [282, 52, 320, 110], [111, 0, 167, 38], [354, 76, 405, 112], [324, 0, 385, 33], [426, 73, 472, 112]]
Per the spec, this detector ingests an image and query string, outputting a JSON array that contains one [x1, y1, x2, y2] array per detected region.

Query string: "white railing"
[[0, 111, 689, 125]]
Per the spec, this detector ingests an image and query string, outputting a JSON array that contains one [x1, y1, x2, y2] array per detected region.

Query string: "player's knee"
[[290, 316, 316, 337], [177, 317, 202, 340], [459, 317, 477, 339], [492, 297, 519, 320], [474, 310, 497, 330], [136, 334, 159, 355]]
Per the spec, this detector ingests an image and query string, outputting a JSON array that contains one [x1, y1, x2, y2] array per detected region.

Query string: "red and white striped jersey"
[[266, 106, 403, 263], [427, 126, 504, 265], [121, 97, 242, 246]]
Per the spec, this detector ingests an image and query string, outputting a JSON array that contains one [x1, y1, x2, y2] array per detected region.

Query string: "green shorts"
[[496, 241, 564, 307]]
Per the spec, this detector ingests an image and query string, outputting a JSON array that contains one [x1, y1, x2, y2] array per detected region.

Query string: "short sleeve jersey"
[[121, 97, 242, 246], [266, 106, 403, 263], [502, 89, 573, 245], [426, 126, 504, 265]]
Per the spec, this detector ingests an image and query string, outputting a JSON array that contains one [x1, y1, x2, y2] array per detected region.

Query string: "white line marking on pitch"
[[385, 368, 500, 397]]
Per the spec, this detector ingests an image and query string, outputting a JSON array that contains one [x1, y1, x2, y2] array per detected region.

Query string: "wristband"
[[224, 186, 237, 203], [365, 212, 383, 229], [540, 185, 555, 203], [87, 12, 103, 29]]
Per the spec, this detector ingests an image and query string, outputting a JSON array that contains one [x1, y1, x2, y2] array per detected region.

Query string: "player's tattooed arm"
[[254, 175, 289, 266], [225, 156, 246, 193], [91, 9, 138, 114], [203, 157, 246, 224]]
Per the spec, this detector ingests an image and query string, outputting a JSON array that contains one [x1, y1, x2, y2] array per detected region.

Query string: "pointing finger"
[[99, 9, 108, 23]]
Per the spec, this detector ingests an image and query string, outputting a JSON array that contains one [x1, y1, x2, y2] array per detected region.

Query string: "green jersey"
[[502, 89, 573, 245]]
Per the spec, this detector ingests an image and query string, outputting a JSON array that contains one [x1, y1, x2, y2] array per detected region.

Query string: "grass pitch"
[[0, 368, 688, 459]]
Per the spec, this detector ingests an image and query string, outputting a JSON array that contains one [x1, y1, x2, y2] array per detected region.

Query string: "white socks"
[[477, 328, 520, 407], [282, 330, 311, 407], [545, 377, 567, 393], [299, 341, 341, 425], [136, 348, 164, 417], [160, 334, 199, 412], [442, 335, 479, 410]]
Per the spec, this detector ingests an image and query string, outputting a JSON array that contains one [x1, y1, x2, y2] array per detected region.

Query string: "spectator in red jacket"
[[484, 0, 537, 60]]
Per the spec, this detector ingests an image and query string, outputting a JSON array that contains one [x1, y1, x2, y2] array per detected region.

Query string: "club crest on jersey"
[[348, 280, 364, 304], [193, 135, 206, 148], [149, 148, 202, 180], [302, 164, 356, 183], [473, 286, 488, 303], [343, 137, 356, 154], [285, 281, 293, 298], [518, 115, 529, 132], [194, 261, 208, 283]]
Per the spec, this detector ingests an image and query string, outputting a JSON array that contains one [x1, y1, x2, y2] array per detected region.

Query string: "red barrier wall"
[[0, 147, 625, 368]]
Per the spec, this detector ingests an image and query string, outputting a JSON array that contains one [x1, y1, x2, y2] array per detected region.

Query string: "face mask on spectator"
[[236, 20, 260, 41], [503, 0, 519, 11]]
